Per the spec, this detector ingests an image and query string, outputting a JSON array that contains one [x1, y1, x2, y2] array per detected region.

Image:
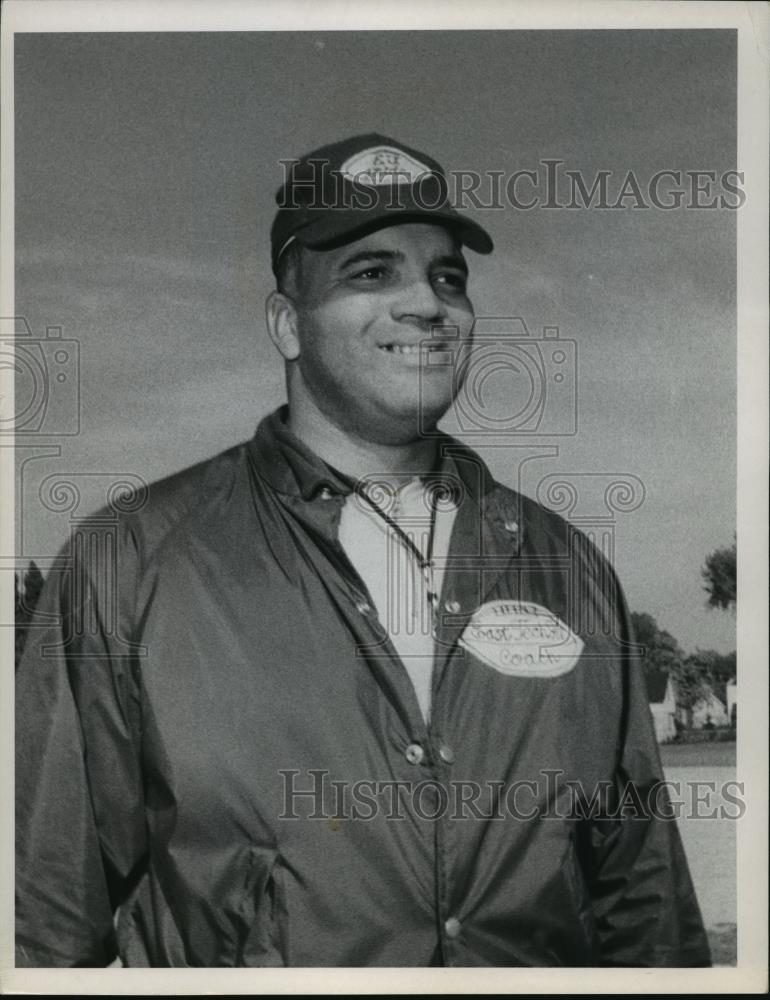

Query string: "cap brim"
[[293, 205, 494, 256]]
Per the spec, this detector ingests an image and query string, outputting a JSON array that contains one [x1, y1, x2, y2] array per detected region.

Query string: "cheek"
[[448, 302, 475, 338], [299, 304, 375, 370]]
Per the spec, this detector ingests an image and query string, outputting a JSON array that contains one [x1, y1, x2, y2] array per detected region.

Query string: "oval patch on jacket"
[[458, 600, 583, 678]]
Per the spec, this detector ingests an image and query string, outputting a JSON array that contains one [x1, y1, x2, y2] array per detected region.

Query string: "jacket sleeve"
[[15, 518, 148, 967], [580, 557, 712, 967]]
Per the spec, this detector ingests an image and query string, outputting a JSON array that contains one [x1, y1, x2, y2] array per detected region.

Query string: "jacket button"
[[438, 744, 455, 764], [355, 600, 372, 616], [444, 916, 462, 939], [445, 599, 461, 614], [405, 743, 424, 765], [504, 519, 519, 533]]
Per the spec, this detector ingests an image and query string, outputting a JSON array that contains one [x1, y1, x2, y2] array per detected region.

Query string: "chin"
[[365, 395, 451, 443]]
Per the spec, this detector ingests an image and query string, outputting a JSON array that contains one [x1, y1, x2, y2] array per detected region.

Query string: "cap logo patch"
[[340, 146, 432, 186], [458, 600, 584, 678]]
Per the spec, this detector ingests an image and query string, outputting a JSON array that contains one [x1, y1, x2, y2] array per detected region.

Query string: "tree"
[[630, 611, 685, 678], [690, 648, 736, 689], [673, 655, 713, 730], [14, 572, 24, 669], [15, 560, 45, 670], [702, 537, 736, 611], [631, 610, 714, 729]]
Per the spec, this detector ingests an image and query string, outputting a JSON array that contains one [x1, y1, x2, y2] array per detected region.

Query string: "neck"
[[286, 393, 440, 483]]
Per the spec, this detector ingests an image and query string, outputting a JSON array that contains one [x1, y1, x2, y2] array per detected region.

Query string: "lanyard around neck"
[[324, 464, 440, 602]]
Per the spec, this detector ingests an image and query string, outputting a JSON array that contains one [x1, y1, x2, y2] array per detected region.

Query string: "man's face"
[[285, 222, 475, 442]]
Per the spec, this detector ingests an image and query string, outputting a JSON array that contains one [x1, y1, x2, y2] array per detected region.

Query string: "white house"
[[726, 679, 737, 726], [646, 669, 677, 743]]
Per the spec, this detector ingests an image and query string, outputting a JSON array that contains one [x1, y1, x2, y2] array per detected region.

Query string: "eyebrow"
[[435, 253, 469, 277], [337, 249, 404, 270], [336, 248, 469, 276]]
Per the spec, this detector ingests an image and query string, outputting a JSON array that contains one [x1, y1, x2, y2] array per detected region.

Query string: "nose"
[[391, 277, 447, 328]]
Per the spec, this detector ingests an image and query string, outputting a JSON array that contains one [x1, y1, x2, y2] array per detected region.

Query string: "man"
[[15, 133, 710, 967]]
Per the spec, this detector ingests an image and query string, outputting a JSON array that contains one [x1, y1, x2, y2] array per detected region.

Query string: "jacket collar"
[[249, 405, 506, 511], [250, 405, 351, 501]]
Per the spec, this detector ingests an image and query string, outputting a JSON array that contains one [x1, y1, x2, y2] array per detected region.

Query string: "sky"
[[13, 29, 737, 653]]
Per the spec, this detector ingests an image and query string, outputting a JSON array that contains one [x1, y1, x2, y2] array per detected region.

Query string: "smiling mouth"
[[378, 342, 448, 355]]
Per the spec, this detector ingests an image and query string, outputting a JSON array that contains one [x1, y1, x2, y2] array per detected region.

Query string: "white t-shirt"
[[338, 476, 458, 723]]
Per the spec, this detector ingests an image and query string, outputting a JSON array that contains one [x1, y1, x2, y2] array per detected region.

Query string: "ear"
[[265, 290, 301, 361]]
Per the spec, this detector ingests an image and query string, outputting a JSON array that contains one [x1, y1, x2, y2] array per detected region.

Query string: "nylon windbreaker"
[[15, 406, 711, 967]]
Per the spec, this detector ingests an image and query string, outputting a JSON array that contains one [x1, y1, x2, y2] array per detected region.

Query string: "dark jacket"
[[15, 407, 711, 967]]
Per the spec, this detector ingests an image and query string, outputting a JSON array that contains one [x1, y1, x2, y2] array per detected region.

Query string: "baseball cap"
[[270, 132, 494, 274]]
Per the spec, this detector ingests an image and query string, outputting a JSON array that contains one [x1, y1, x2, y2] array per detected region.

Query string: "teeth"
[[379, 344, 442, 354]]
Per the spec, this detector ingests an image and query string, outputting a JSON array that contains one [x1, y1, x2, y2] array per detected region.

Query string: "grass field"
[[659, 740, 736, 768], [663, 741, 737, 966], [707, 923, 738, 966]]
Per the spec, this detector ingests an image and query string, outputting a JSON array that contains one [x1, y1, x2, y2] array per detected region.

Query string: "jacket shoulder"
[[484, 474, 621, 587], [87, 439, 253, 563]]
